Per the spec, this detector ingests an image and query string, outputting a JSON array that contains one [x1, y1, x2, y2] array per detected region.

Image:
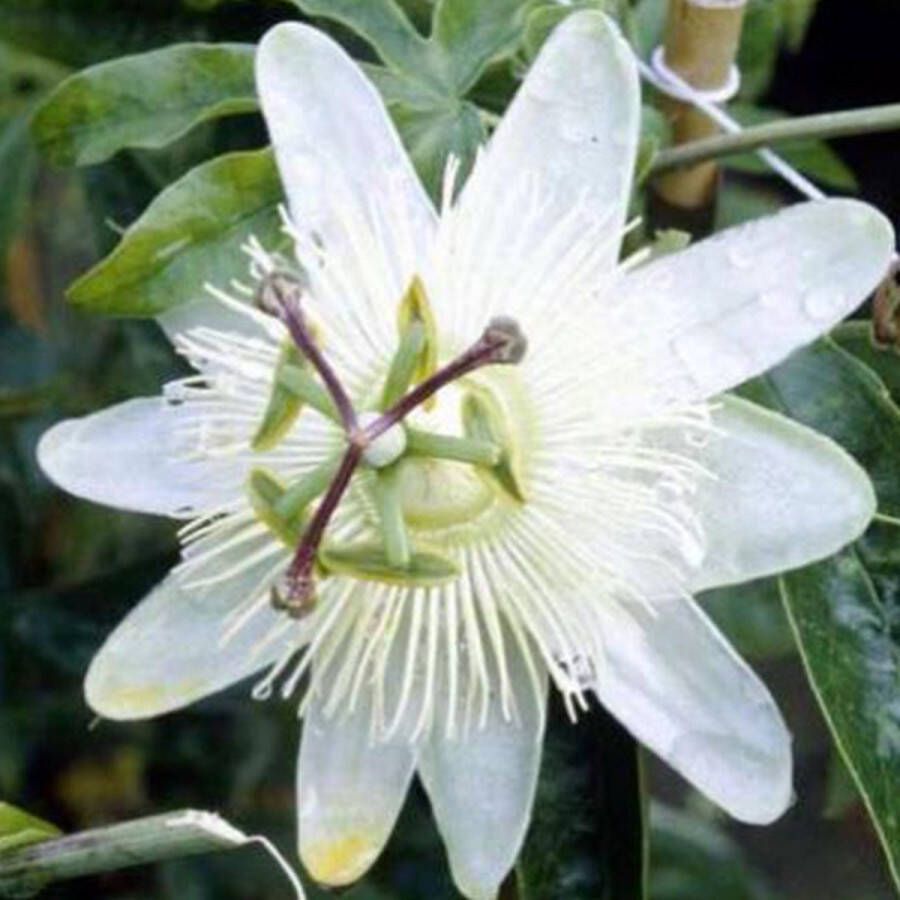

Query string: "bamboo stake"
[[649, 0, 748, 234]]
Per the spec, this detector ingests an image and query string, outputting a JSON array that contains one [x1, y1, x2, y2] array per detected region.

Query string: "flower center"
[[252, 270, 528, 618]]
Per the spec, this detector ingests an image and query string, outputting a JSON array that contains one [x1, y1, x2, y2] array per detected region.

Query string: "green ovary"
[[393, 456, 496, 530]]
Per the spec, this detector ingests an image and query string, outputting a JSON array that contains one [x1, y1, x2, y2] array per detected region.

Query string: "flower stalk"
[[651, 102, 900, 174]]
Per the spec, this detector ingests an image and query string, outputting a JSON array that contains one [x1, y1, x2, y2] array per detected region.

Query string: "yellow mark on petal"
[[302, 833, 380, 886], [94, 680, 203, 717]]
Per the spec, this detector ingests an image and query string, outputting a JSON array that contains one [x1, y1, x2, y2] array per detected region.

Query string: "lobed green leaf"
[[32, 42, 257, 166], [833, 321, 900, 404], [67, 147, 284, 317], [739, 339, 900, 521]]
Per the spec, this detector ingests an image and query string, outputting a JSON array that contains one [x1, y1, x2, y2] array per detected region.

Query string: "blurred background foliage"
[[0, 0, 899, 897]]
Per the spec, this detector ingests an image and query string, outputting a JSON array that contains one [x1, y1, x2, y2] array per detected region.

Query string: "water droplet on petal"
[[727, 245, 753, 269], [559, 110, 595, 144], [611, 126, 631, 149], [803, 287, 845, 320], [758, 288, 788, 310]]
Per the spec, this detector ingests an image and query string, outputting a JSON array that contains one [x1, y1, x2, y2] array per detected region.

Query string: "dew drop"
[[727, 244, 754, 270], [526, 68, 565, 103], [803, 287, 845, 320], [611, 126, 631, 149], [757, 288, 788, 310], [558, 108, 595, 143], [164, 383, 187, 405]]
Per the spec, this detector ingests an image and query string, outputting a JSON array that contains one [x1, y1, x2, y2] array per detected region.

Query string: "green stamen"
[[277, 364, 340, 422], [247, 468, 306, 546], [397, 275, 438, 386], [251, 342, 308, 452], [372, 465, 411, 568], [380, 321, 426, 410], [462, 389, 526, 502], [274, 453, 344, 520], [405, 427, 502, 467]]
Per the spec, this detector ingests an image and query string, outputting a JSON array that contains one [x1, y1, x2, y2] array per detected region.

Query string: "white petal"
[[37, 398, 244, 518], [296, 690, 415, 887], [691, 395, 875, 591], [454, 10, 639, 276], [417, 636, 548, 900], [593, 594, 791, 824], [157, 295, 273, 348], [256, 23, 435, 302], [617, 199, 894, 404], [86, 534, 292, 719]]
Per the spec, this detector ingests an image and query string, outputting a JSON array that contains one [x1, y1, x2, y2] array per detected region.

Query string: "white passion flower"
[[38, 12, 893, 900]]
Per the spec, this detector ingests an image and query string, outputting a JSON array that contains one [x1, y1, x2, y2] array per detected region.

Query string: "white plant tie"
[[639, 43, 826, 202]]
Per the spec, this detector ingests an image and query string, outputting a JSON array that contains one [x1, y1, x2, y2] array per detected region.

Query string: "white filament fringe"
[[640, 44, 826, 202]]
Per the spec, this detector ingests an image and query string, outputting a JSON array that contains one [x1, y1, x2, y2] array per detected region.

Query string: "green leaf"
[[431, 0, 532, 92], [291, 0, 535, 198], [724, 104, 857, 191], [740, 336, 900, 887], [833, 321, 900, 404], [67, 147, 284, 317], [522, 0, 629, 62], [0, 0, 213, 69], [32, 42, 257, 166], [391, 98, 485, 195], [632, 0, 667, 59], [781, 520, 900, 893], [518, 697, 646, 899], [737, 0, 783, 101], [780, 0, 819, 51], [636, 104, 671, 186], [0, 801, 61, 854], [738, 339, 900, 520], [715, 180, 787, 229], [290, 0, 436, 84], [649, 803, 777, 899]]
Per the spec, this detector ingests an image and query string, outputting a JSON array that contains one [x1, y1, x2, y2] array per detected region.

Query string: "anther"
[[254, 270, 309, 319], [270, 564, 317, 619], [483, 316, 528, 365]]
